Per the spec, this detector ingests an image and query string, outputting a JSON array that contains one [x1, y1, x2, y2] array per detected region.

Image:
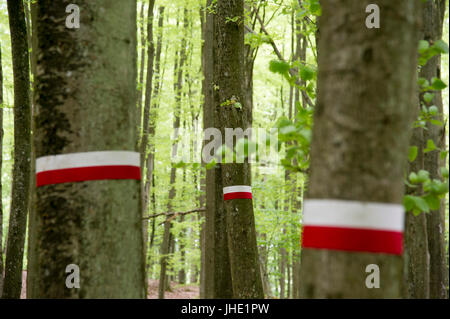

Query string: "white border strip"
[[36, 151, 140, 173], [303, 199, 404, 232], [223, 185, 252, 194]]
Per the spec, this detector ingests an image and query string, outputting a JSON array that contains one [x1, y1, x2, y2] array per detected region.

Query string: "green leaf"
[[280, 125, 297, 135], [441, 167, 449, 178], [413, 196, 430, 213], [423, 194, 440, 210], [430, 77, 447, 90], [417, 170, 430, 182], [418, 77, 429, 88], [403, 195, 416, 212], [424, 139, 437, 153], [440, 150, 448, 160], [408, 146, 418, 162], [409, 172, 419, 184], [431, 40, 449, 54], [269, 60, 290, 76], [423, 92, 434, 104], [205, 159, 217, 170], [299, 65, 315, 81], [430, 119, 443, 126], [428, 105, 438, 115], [430, 180, 449, 195], [418, 40, 430, 53]]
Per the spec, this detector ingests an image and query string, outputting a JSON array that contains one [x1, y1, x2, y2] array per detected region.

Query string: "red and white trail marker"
[[36, 151, 141, 187], [301, 199, 404, 255], [223, 185, 252, 201]]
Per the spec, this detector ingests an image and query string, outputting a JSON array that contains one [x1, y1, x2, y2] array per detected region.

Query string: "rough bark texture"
[[214, 0, 264, 298], [420, 0, 448, 299], [140, 5, 156, 287], [299, 0, 421, 298], [404, 92, 430, 298], [26, 0, 39, 298], [31, 0, 144, 298], [3, 0, 31, 299], [202, 0, 233, 299]]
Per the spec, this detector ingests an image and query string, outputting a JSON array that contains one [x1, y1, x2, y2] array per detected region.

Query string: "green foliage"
[[418, 39, 449, 66], [408, 146, 418, 162], [269, 59, 291, 77]]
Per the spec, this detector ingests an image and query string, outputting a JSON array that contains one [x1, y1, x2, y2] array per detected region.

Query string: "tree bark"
[[214, 0, 264, 299], [420, 0, 448, 299], [26, 0, 39, 298], [137, 0, 146, 137], [404, 106, 430, 298], [31, 0, 144, 298], [202, 0, 233, 299], [299, 0, 421, 298], [3, 0, 31, 299]]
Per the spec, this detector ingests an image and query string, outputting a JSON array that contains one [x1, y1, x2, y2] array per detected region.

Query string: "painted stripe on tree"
[[301, 199, 404, 255], [223, 185, 252, 200], [36, 151, 141, 187]]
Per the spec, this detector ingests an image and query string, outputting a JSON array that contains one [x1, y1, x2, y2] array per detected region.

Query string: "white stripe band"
[[303, 199, 404, 232], [36, 151, 140, 173], [223, 185, 252, 194]]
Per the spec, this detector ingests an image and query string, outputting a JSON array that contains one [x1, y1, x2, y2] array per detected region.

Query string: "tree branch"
[[143, 208, 205, 220]]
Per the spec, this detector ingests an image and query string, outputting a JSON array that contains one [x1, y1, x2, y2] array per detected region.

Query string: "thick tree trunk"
[[214, 0, 264, 299], [202, 0, 233, 299], [3, 0, 31, 299], [299, 0, 421, 298], [31, 0, 144, 298], [420, 0, 448, 299]]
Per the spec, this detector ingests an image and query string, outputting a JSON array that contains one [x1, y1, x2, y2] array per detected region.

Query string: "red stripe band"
[[301, 225, 403, 255], [223, 192, 253, 201], [36, 165, 141, 187]]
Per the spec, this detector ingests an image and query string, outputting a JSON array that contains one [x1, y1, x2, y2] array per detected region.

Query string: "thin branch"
[[143, 207, 205, 220]]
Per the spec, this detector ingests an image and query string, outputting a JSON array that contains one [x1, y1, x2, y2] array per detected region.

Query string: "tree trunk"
[[26, 0, 39, 299], [137, 0, 146, 137], [3, 0, 31, 299], [139, 1, 156, 296], [214, 0, 264, 299], [143, 8, 165, 289], [202, 0, 233, 299], [299, 0, 421, 298], [420, 0, 448, 299], [31, 0, 144, 298], [178, 215, 186, 285], [0, 45, 4, 297], [404, 106, 430, 298]]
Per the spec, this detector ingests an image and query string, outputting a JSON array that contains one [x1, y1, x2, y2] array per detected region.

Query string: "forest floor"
[[147, 279, 199, 299], [20, 271, 199, 299]]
